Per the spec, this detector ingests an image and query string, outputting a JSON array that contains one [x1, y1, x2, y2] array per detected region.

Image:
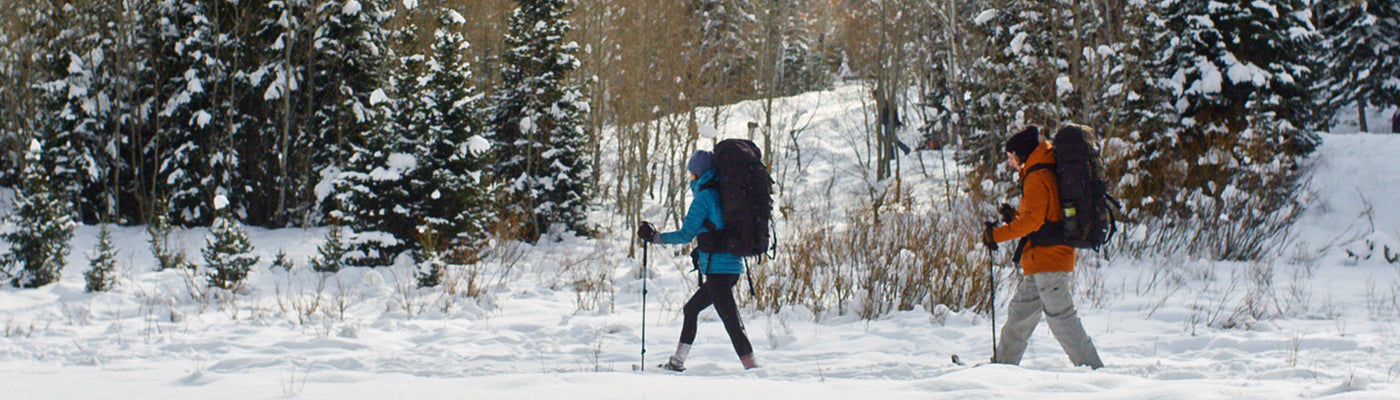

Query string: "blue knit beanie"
[[687, 150, 714, 176]]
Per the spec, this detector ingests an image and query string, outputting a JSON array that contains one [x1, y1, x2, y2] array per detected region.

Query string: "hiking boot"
[[740, 354, 759, 370], [660, 356, 686, 372]]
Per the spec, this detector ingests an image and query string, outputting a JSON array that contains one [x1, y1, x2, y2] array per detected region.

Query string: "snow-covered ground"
[[2, 86, 1398, 399], [1330, 104, 1398, 134]]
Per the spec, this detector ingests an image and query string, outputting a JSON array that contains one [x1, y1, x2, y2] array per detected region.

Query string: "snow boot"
[[660, 357, 686, 372], [740, 353, 759, 370], [660, 343, 690, 372]]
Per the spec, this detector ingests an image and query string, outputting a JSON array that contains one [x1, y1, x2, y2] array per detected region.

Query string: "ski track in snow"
[[1, 85, 1399, 398]]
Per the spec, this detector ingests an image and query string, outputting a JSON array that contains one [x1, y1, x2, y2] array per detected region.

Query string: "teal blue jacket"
[[657, 170, 744, 275]]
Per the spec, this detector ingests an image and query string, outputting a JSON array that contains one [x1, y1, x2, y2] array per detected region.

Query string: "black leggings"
[[679, 274, 753, 357]]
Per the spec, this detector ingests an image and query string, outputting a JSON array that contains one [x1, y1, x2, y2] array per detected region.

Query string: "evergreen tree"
[[963, 0, 1049, 175], [203, 195, 259, 290], [1104, 1, 1180, 220], [489, 0, 592, 239], [3, 140, 77, 288], [158, 0, 250, 227], [1142, 0, 1321, 259], [310, 0, 392, 214], [694, 0, 760, 97], [317, 0, 399, 265], [311, 219, 349, 273], [85, 223, 119, 292], [244, 0, 312, 227], [414, 225, 445, 288], [1318, 0, 1400, 131], [46, 2, 114, 223], [418, 8, 492, 249], [332, 118, 410, 266], [331, 1, 425, 267], [1157, 0, 1323, 144]]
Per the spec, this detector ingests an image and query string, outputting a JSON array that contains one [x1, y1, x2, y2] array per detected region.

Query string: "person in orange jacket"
[[982, 125, 1104, 369]]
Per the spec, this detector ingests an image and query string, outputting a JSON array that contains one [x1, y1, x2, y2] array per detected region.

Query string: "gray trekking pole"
[[985, 244, 996, 360], [987, 246, 997, 363], [641, 241, 649, 371]]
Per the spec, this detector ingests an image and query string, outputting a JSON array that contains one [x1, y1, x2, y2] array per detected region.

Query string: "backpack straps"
[[744, 259, 756, 297], [1023, 163, 1054, 182], [1012, 163, 1057, 265]]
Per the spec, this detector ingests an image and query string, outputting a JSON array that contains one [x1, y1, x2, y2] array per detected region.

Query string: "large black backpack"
[[697, 139, 773, 258], [1026, 124, 1119, 251]]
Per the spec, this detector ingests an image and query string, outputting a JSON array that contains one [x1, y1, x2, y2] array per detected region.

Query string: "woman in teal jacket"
[[638, 150, 756, 372]]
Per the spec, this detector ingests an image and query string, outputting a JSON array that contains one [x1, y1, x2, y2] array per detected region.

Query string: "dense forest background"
[[0, 0, 1396, 287]]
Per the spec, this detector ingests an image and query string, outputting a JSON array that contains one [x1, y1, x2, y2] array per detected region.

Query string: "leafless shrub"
[[752, 193, 990, 320], [1365, 279, 1400, 319], [554, 243, 614, 313], [61, 302, 93, 326], [388, 267, 423, 318], [482, 214, 532, 289], [1207, 261, 1281, 330], [1076, 260, 1111, 309], [177, 265, 213, 314], [1113, 187, 1306, 262], [1286, 329, 1307, 368], [281, 363, 309, 396], [276, 275, 325, 326], [441, 249, 489, 300], [1281, 264, 1314, 317]]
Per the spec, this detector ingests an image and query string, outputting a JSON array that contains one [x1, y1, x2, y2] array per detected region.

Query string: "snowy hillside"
[[2, 86, 1399, 399]]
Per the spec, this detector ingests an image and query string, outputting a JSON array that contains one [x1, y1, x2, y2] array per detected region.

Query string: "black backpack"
[[697, 139, 773, 258], [1025, 124, 1119, 252]]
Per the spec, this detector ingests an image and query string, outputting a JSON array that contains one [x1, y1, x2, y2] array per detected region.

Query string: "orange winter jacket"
[[992, 141, 1076, 275]]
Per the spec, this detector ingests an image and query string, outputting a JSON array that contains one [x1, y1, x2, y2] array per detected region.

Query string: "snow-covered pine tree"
[[1101, 1, 1180, 220], [418, 7, 492, 250], [311, 219, 349, 273], [414, 225, 445, 288], [332, 8, 409, 266], [203, 194, 259, 290], [157, 0, 249, 227], [319, 0, 399, 266], [1317, 0, 1400, 132], [961, 0, 1064, 180], [85, 223, 119, 292], [1158, 0, 1324, 146], [693, 0, 760, 97], [3, 140, 76, 288], [44, 1, 117, 224], [489, 0, 592, 240], [243, 0, 317, 227], [0, 1, 57, 187], [1144, 0, 1322, 259], [309, 0, 392, 213], [332, 123, 409, 266]]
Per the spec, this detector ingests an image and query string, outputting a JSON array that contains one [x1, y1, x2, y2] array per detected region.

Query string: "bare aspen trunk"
[[1358, 101, 1369, 133]]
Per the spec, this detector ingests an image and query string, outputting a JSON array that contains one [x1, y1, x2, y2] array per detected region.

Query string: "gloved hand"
[[998, 203, 1017, 224], [637, 222, 659, 243], [982, 222, 999, 251]]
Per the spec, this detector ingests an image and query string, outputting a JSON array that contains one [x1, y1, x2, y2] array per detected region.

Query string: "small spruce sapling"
[[85, 223, 119, 292], [203, 195, 259, 290], [271, 249, 295, 272], [415, 224, 445, 288], [312, 219, 348, 273]]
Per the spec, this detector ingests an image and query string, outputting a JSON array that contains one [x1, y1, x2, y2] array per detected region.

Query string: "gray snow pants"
[[994, 271, 1104, 369]]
